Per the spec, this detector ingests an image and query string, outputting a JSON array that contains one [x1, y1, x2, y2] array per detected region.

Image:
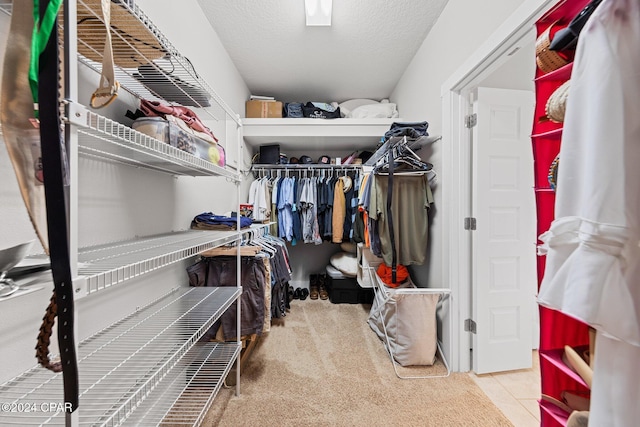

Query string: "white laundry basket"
[[368, 277, 440, 367]]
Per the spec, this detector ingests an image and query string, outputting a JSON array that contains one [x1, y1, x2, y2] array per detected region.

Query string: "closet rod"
[[252, 164, 362, 170]]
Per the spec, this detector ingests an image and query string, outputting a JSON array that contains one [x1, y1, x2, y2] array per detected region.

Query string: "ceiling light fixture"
[[305, 0, 332, 26]]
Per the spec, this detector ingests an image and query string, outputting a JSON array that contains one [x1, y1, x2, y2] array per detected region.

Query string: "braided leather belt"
[[36, 293, 63, 372]]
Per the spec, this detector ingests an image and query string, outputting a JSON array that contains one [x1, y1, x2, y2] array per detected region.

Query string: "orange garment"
[[376, 263, 409, 287], [358, 173, 371, 248]]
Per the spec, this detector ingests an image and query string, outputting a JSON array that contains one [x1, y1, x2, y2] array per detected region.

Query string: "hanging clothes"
[[277, 177, 294, 241], [368, 173, 433, 266], [323, 176, 335, 241], [291, 177, 303, 244], [188, 256, 266, 339], [248, 177, 270, 222], [270, 176, 280, 237], [342, 173, 356, 241], [247, 168, 363, 245], [332, 176, 346, 243], [353, 173, 370, 245]]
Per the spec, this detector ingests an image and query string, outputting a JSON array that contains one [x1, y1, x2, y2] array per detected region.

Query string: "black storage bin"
[[326, 275, 374, 304]]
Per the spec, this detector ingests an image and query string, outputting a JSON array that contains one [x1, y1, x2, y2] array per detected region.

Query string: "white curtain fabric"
[[536, 0, 640, 424]]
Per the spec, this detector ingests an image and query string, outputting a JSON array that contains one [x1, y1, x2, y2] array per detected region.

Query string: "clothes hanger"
[[375, 136, 432, 175]]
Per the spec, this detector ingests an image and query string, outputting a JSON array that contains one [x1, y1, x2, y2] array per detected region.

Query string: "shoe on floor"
[[293, 288, 301, 300], [318, 274, 329, 300], [299, 288, 309, 300], [309, 274, 319, 300]]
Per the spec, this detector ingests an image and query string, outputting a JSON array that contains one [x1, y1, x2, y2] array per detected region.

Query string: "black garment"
[[323, 177, 335, 240], [353, 210, 365, 244], [342, 173, 355, 241], [383, 121, 429, 140], [316, 177, 326, 238], [292, 178, 303, 242]]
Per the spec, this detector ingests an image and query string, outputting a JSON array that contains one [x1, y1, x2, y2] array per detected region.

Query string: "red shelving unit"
[[539, 399, 571, 425], [532, 1, 592, 425]]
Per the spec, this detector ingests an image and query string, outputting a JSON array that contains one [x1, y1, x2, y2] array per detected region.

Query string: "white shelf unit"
[[242, 117, 397, 152], [0, 1, 245, 426], [0, 287, 241, 426], [75, 111, 238, 179]]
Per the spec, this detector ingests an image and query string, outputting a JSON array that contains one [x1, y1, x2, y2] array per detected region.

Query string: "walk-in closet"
[[0, 0, 635, 426]]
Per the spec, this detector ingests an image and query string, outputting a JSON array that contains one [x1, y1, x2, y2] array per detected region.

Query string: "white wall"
[[137, 0, 253, 216], [389, 0, 530, 371], [479, 38, 536, 91], [390, 0, 527, 289], [0, 1, 250, 383]]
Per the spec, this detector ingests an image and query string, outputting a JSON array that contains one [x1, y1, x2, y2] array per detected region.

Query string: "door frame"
[[440, 0, 554, 372]]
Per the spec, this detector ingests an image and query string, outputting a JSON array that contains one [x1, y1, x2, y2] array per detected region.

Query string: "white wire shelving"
[[77, 229, 241, 295], [76, 112, 239, 180], [0, 287, 240, 426], [0, 2, 247, 425]]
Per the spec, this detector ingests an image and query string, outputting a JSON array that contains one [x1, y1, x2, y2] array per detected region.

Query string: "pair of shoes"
[[292, 287, 310, 300], [309, 274, 319, 300], [318, 274, 329, 300]]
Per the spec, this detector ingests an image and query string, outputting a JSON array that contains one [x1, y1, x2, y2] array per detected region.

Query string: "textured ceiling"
[[197, 0, 449, 103]]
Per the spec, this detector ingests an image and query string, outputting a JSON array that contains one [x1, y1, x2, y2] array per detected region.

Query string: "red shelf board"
[[535, 63, 574, 83], [537, 0, 593, 26], [532, 128, 563, 140], [539, 399, 570, 426], [540, 348, 589, 389]]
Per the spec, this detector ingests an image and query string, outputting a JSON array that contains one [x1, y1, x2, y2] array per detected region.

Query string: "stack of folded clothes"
[[190, 212, 252, 230]]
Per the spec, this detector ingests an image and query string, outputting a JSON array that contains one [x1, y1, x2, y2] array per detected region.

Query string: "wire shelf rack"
[[77, 112, 239, 180], [77, 229, 241, 295], [73, 0, 238, 124], [0, 1, 10, 15], [0, 287, 240, 426], [0, 2, 238, 123], [124, 341, 239, 426]]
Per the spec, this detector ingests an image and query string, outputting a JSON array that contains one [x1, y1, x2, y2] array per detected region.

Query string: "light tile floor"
[[470, 351, 541, 427]]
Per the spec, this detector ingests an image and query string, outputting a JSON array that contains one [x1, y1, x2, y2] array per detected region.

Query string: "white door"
[[472, 87, 537, 374]]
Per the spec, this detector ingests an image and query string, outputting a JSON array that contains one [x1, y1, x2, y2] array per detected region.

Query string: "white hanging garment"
[[537, 1, 640, 425], [537, 0, 640, 348]]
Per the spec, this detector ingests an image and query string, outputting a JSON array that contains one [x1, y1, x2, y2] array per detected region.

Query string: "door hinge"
[[465, 113, 477, 128], [464, 319, 477, 334], [464, 217, 477, 230]]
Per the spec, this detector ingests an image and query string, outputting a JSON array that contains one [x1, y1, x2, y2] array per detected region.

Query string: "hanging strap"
[[90, 0, 120, 108], [386, 147, 397, 284], [35, 0, 79, 411]]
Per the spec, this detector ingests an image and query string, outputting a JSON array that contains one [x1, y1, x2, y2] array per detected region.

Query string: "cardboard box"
[[246, 100, 283, 118]]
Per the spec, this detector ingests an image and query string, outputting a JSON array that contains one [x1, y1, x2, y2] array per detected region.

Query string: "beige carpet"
[[204, 300, 513, 427]]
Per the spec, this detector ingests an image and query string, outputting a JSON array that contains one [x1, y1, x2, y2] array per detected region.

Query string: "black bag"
[[302, 102, 340, 119]]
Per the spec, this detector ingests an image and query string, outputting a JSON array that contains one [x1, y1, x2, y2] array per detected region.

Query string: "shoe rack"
[[532, 1, 592, 425]]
